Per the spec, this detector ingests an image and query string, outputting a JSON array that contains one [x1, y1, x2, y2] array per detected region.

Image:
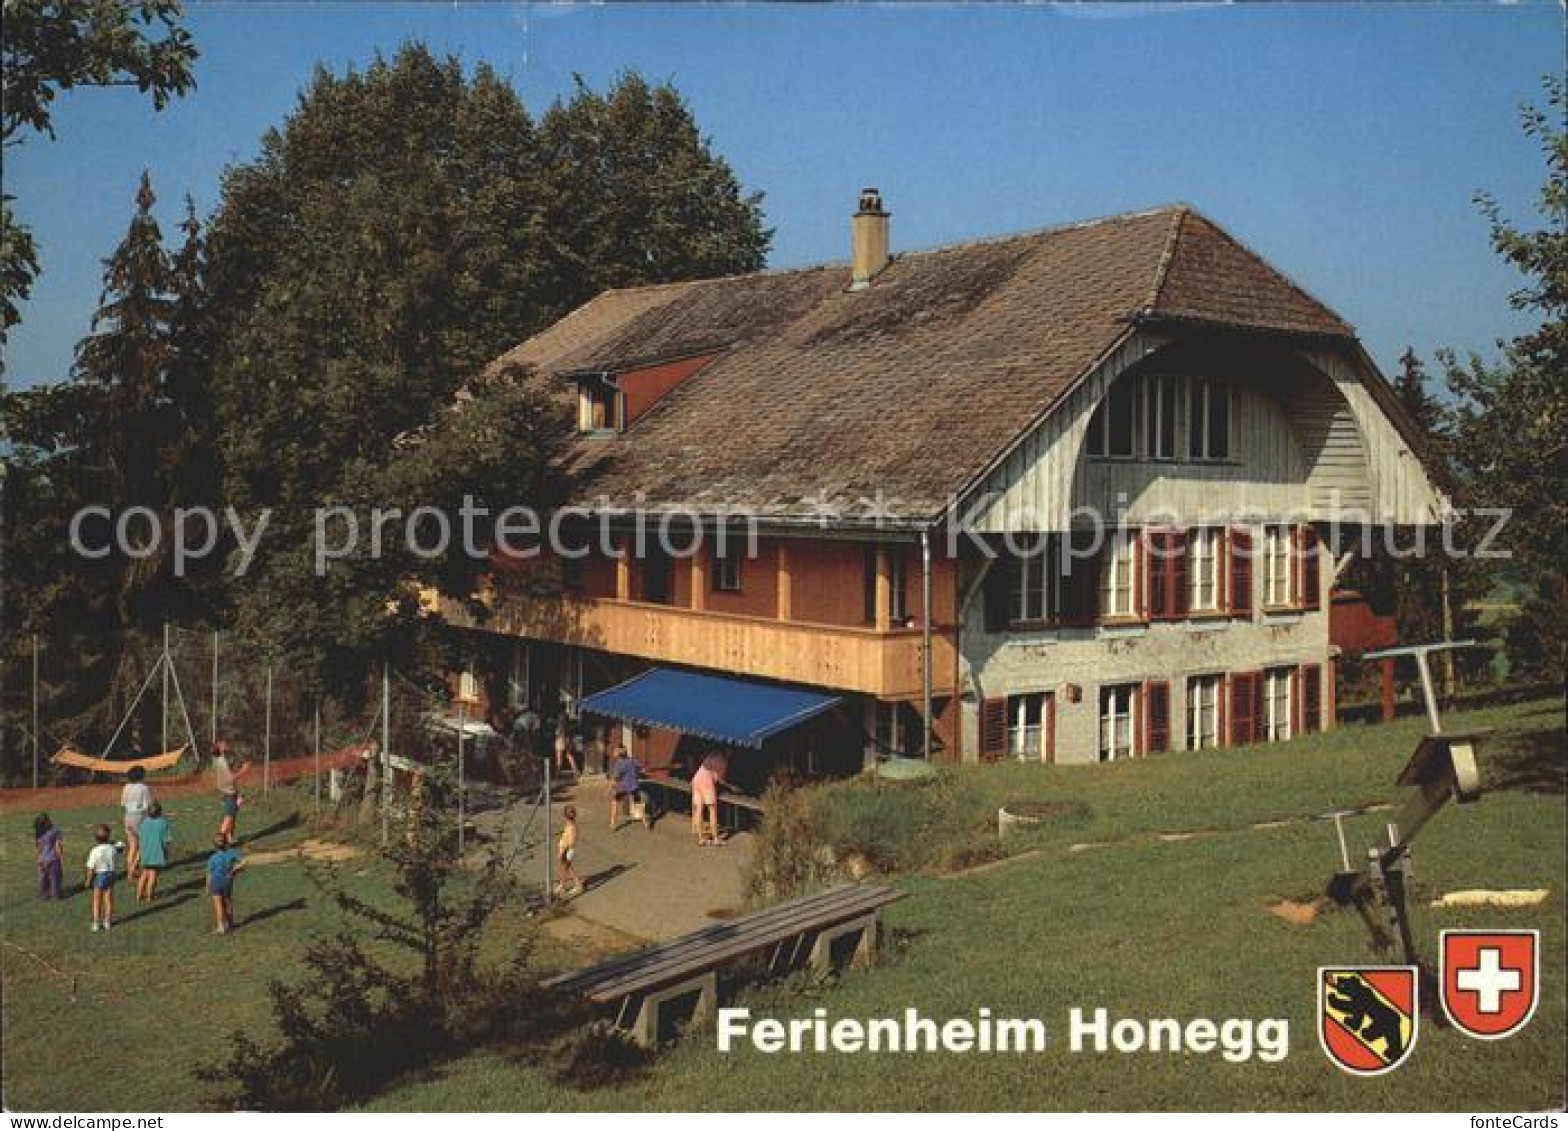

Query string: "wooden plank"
[[587, 891, 903, 1002], [544, 885, 904, 999], [541, 885, 881, 991], [545, 885, 898, 995]]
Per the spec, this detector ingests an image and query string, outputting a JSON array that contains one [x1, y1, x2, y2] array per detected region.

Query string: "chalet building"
[[434, 191, 1444, 775]]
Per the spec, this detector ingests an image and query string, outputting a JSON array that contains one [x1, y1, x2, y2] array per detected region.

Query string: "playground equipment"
[[1325, 641, 1488, 975], [51, 627, 199, 777]]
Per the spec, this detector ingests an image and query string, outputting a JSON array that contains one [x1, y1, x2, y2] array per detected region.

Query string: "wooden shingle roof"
[[494, 205, 1355, 522]]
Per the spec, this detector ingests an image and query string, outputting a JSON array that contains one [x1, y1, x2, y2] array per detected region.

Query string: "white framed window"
[[1007, 692, 1050, 762], [1007, 535, 1057, 623], [1190, 527, 1223, 612], [712, 544, 743, 592], [1186, 674, 1222, 750], [1098, 683, 1138, 762], [1187, 378, 1231, 461], [1099, 530, 1139, 619], [1087, 378, 1138, 458], [1263, 525, 1292, 608], [508, 644, 530, 710], [577, 382, 622, 432], [874, 700, 920, 756], [1264, 667, 1293, 742], [888, 550, 907, 623], [1143, 374, 1181, 460]]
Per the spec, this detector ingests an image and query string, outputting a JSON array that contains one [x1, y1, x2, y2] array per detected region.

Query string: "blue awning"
[[580, 668, 841, 749]]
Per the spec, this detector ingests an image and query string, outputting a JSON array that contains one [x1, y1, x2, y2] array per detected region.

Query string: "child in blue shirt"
[[206, 832, 245, 935]]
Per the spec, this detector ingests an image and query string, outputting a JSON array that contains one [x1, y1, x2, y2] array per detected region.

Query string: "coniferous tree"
[[2, 0, 197, 359]]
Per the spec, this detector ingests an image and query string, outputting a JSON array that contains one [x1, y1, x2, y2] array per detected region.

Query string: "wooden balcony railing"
[[429, 589, 958, 699]]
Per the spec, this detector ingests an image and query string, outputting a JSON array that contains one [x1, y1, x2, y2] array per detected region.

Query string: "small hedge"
[[744, 770, 1004, 902]]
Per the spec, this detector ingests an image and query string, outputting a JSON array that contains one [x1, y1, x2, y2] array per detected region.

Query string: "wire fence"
[[1, 623, 553, 867]]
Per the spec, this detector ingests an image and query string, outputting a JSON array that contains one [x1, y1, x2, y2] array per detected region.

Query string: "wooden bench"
[[542, 883, 903, 1046]]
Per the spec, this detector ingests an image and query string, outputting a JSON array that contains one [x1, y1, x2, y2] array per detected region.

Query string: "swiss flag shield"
[[1440, 930, 1539, 1040]]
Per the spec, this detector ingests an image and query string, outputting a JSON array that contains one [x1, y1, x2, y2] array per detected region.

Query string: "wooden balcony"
[[431, 589, 958, 700]]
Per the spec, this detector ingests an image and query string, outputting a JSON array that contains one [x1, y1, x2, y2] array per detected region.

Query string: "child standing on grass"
[[555, 805, 582, 898], [136, 803, 172, 902], [84, 824, 120, 931], [206, 832, 245, 934], [34, 813, 64, 900]]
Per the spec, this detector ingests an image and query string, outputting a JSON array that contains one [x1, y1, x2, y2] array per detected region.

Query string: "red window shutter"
[[1230, 672, 1258, 746], [1147, 533, 1170, 620], [1144, 680, 1171, 754], [1045, 693, 1056, 764], [1135, 532, 1148, 619], [1301, 664, 1323, 734], [1228, 528, 1253, 618], [1299, 525, 1321, 611], [979, 698, 1007, 762], [1171, 530, 1190, 617], [1254, 672, 1266, 739], [1290, 668, 1303, 738]]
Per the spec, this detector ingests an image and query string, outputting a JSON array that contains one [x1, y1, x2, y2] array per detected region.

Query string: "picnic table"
[[640, 772, 765, 833]]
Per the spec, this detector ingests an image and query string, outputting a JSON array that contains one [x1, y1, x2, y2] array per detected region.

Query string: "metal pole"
[[921, 529, 933, 761], [161, 622, 171, 756], [1440, 567, 1456, 707], [543, 753, 553, 901], [457, 691, 467, 855], [313, 698, 322, 811], [1415, 657, 1442, 735], [211, 630, 219, 750], [263, 664, 273, 793], [31, 634, 40, 790], [381, 663, 391, 847]]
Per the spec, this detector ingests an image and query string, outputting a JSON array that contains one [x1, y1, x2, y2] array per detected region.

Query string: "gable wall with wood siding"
[[968, 334, 1441, 530]]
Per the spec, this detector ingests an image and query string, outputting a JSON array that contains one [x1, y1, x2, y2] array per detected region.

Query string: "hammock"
[[52, 744, 189, 775]]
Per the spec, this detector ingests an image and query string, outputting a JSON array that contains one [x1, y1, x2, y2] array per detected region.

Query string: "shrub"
[[744, 770, 1000, 901], [198, 761, 572, 1110]]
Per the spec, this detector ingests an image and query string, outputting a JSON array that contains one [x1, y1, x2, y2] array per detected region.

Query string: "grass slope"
[[2, 699, 1562, 1111]]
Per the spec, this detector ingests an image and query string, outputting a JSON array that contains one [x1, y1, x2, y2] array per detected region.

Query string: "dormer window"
[[577, 378, 623, 434]]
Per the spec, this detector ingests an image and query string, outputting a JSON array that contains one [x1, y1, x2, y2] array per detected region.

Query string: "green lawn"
[[3, 698, 1563, 1111]]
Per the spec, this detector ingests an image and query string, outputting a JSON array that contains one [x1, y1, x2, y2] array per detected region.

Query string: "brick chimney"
[[850, 187, 890, 290]]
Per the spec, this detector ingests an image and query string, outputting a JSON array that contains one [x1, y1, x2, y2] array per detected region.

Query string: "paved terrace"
[[469, 774, 755, 943]]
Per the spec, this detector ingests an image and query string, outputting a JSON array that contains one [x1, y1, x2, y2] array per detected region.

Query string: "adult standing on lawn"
[[120, 765, 154, 878], [211, 740, 248, 840]]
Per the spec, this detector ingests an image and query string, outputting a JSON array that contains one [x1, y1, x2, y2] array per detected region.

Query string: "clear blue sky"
[[4, 2, 1563, 388]]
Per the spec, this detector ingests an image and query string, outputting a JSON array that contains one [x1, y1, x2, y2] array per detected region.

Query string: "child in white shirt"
[[84, 824, 120, 931]]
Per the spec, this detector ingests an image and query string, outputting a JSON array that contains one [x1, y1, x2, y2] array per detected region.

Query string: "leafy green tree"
[[1442, 76, 1567, 682], [1, 0, 197, 354], [204, 46, 770, 692], [535, 72, 772, 300]]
